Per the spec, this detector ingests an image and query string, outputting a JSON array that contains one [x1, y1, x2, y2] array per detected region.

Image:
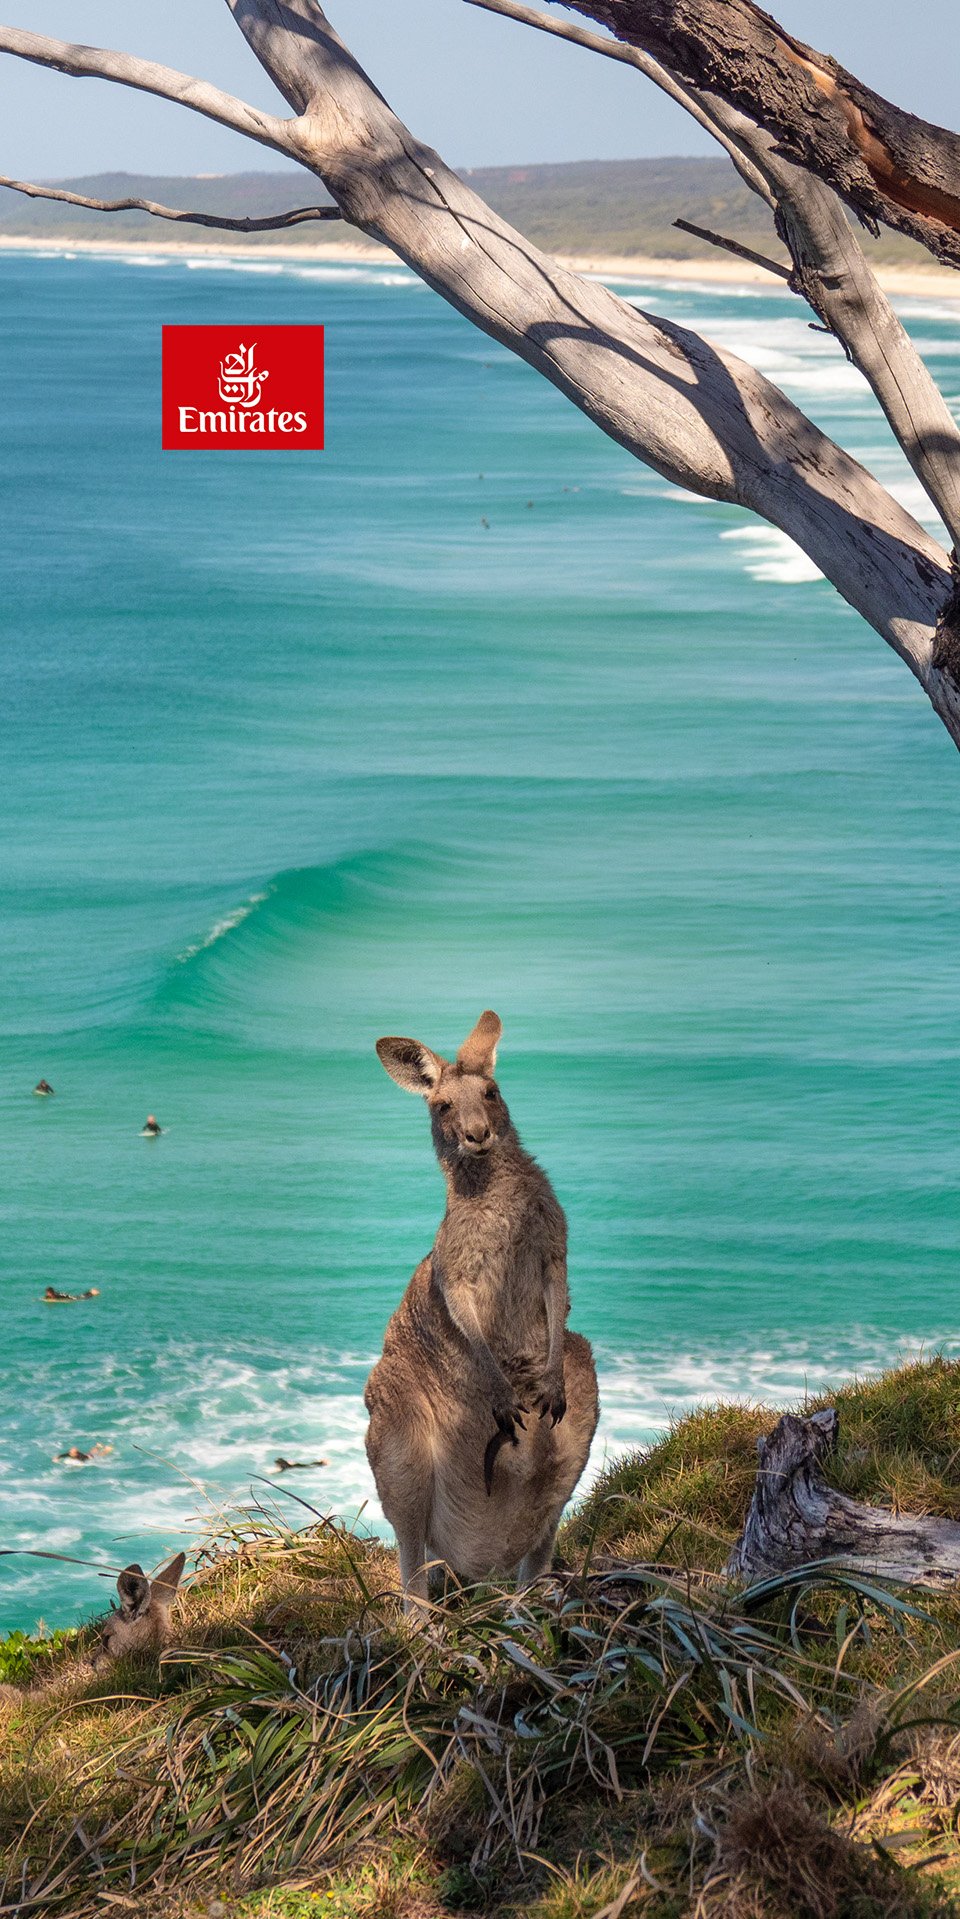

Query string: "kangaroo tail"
[[483, 1427, 518, 1496]]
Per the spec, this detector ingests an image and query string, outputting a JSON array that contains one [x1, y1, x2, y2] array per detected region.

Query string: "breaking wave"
[[4, 1328, 958, 1627]]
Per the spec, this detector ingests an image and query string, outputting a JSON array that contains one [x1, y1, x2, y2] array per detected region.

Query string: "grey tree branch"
[[0, 173, 342, 233], [755, 148, 960, 557], [0, 23, 296, 158], [223, 0, 960, 737], [672, 218, 790, 280], [469, 0, 960, 570]]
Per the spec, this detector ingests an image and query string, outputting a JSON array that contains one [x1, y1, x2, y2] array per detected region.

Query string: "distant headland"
[[3, 159, 958, 296]]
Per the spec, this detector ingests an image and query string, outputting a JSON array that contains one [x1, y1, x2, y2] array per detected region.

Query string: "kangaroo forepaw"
[[492, 1399, 527, 1442], [535, 1378, 567, 1425]]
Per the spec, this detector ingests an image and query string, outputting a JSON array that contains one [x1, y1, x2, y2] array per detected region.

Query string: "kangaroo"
[[96, 1552, 186, 1662], [365, 1010, 599, 1610]]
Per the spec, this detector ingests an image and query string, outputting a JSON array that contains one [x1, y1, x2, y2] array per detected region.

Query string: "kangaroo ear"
[[457, 1010, 502, 1077], [376, 1036, 445, 1094], [150, 1551, 186, 1611], [116, 1564, 151, 1620]]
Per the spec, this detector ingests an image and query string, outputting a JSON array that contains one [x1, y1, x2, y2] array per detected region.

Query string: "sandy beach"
[[2, 229, 959, 299]]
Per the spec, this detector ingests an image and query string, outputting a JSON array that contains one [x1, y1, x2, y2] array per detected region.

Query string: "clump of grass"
[[563, 1355, 960, 1573], [5, 1358, 960, 1919], [702, 1780, 947, 1919], [0, 1549, 951, 1915], [563, 1401, 772, 1572]]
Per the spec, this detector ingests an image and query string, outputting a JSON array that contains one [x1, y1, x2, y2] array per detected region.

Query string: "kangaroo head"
[[97, 1551, 186, 1663], [377, 1011, 511, 1163]]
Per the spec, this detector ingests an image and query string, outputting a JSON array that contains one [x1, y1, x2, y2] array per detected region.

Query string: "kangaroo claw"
[[535, 1382, 567, 1425]]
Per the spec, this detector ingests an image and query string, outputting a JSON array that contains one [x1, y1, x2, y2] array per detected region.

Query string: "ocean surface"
[[3, 245, 960, 1632]]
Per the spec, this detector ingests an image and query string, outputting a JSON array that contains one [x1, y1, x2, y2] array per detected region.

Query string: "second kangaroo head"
[[96, 1552, 186, 1665], [377, 1010, 511, 1165]]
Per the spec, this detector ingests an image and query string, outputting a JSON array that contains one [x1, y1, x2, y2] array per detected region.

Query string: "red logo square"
[[162, 325, 324, 450]]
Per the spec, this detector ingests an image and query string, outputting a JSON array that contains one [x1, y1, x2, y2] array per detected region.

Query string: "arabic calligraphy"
[[217, 341, 269, 409]]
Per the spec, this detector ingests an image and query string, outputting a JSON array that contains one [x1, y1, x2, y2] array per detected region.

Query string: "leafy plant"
[[0, 1626, 77, 1686]]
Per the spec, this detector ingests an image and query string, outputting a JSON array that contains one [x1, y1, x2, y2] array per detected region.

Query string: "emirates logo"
[[162, 325, 325, 451]]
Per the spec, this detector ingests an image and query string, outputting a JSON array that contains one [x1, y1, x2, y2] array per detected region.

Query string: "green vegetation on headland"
[[0, 160, 932, 266], [6, 1357, 960, 1918]]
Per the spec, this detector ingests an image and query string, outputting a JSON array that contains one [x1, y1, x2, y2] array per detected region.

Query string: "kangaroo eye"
[[437, 1100, 452, 1115], [484, 1086, 497, 1101]]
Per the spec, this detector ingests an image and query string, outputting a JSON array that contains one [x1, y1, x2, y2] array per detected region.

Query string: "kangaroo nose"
[[465, 1127, 491, 1145]]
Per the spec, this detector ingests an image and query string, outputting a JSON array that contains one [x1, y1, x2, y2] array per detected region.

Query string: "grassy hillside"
[[0, 159, 932, 265], [5, 1357, 960, 1917]]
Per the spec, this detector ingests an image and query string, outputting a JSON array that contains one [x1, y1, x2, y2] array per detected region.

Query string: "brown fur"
[[96, 1552, 186, 1662], [366, 1011, 599, 1609]]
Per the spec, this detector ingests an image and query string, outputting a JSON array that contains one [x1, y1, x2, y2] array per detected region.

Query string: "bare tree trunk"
[[3, 3, 960, 741], [728, 1409, 960, 1589], [473, 0, 960, 555]]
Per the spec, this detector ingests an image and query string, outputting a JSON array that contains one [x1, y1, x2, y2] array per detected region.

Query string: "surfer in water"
[[141, 1114, 162, 1137], [33, 1079, 54, 1096], [269, 1457, 329, 1473], [54, 1443, 113, 1465], [43, 1286, 100, 1303]]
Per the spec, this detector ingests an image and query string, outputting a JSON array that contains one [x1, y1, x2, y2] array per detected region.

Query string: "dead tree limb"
[[556, 0, 960, 267], [1, 5, 960, 739], [221, 3, 952, 685], [0, 24, 294, 157], [728, 1410, 960, 1589], [473, 0, 960, 627], [671, 218, 790, 279], [462, 0, 775, 204], [0, 174, 342, 233], [741, 142, 960, 550]]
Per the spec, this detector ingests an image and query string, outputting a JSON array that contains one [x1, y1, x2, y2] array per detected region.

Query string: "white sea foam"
[[653, 486, 715, 505], [175, 890, 269, 963], [719, 525, 823, 584], [3, 1330, 957, 1618], [181, 257, 416, 287], [287, 269, 415, 287], [184, 257, 285, 275], [893, 301, 960, 324]]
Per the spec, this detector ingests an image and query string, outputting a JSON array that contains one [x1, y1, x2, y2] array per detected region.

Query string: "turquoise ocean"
[[3, 245, 960, 1631]]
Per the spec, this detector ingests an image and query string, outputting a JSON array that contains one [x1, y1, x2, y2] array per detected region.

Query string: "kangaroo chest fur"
[[432, 1148, 560, 1379]]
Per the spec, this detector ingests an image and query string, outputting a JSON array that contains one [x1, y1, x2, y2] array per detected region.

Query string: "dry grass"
[[4, 1358, 960, 1918], [562, 1355, 960, 1572]]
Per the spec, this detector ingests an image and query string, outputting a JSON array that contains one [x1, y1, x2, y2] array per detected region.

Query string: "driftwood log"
[[728, 1408, 960, 1589]]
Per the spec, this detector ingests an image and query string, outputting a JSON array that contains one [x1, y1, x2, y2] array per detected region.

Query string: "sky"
[[0, 2, 956, 178]]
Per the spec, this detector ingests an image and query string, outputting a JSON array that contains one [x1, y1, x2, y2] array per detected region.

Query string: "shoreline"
[[2, 230, 959, 299]]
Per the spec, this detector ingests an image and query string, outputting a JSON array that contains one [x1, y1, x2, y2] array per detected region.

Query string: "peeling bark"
[[728, 1410, 960, 1589], [559, 0, 960, 266], [477, 0, 960, 573]]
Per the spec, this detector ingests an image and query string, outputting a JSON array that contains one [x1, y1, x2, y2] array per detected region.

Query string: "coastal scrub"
[[4, 1358, 960, 1917]]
